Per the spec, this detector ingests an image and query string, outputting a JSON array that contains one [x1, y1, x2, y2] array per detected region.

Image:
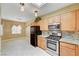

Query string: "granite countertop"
[[60, 37, 79, 45], [39, 35, 79, 45], [38, 35, 49, 37]]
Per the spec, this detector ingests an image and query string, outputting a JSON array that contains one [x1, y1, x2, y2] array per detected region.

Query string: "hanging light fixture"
[[34, 10, 38, 17], [34, 10, 41, 22], [20, 3, 25, 12]]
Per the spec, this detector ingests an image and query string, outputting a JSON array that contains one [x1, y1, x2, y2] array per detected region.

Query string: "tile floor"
[[1, 37, 50, 56]]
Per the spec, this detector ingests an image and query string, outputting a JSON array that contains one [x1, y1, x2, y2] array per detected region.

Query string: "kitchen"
[[0, 3, 79, 56], [30, 3, 79, 56]]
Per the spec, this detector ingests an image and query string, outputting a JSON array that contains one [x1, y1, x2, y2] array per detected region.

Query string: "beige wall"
[[0, 4, 1, 17], [0, 18, 1, 53], [1, 19, 26, 40], [26, 26, 30, 38], [0, 18, 1, 25], [0, 19, 1, 37]]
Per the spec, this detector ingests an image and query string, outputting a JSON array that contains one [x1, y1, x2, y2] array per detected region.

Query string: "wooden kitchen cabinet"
[[38, 19, 48, 31], [76, 10, 79, 31], [61, 11, 76, 31], [31, 22, 38, 26], [60, 46, 75, 56], [76, 45, 79, 56], [60, 42, 76, 56], [31, 19, 48, 31], [48, 17, 53, 24], [53, 15, 61, 23], [48, 15, 61, 24], [38, 36, 46, 50]]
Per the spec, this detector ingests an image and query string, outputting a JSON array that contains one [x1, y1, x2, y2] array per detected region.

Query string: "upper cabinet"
[[76, 10, 79, 31], [31, 22, 38, 26], [31, 19, 48, 31], [48, 15, 61, 25], [38, 19, 48, 31], [61, 11, 76, 31], [31, 9, 79, 31]]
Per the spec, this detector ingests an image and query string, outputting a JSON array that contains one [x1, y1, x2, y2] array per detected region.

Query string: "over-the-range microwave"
[[48, 23, 60, 30]]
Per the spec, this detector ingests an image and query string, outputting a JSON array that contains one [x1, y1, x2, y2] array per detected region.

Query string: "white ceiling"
[[1, 3, 72, 22], [31, 3, 46, 8]]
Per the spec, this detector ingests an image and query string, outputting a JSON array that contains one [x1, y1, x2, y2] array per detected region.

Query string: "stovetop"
[[46, 35, 61, 41]]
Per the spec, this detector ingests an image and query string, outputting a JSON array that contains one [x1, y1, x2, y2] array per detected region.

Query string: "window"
[[0, 25, 3, 36], [17, 25, 22, 34], [11, 25, 22, 34]]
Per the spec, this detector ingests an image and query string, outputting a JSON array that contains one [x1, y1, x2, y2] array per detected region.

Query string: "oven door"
[[47, 40, 59, 53]]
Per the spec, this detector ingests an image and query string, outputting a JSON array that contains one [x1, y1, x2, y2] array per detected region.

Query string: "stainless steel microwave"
[[48, 23, 60, 30]]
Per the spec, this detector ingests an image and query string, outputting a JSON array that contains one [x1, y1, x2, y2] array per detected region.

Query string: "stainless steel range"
[[46, 25, 61, 56], [46, 31, 61, 56]]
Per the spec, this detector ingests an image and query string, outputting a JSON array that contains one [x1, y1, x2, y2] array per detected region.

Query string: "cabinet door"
[[76, 45, 79, 56], [38, 19, 48, 31], [38, 36, 46, 50], [48, 17, 53, 24], [76, 10, 79, 31], [60, 46, 75, 56], [60, 42, 76, 56], [38, 38, 41, 48], [41, 38, 46, 49], [61, 11, 76, 31], [43, 19, 48, 31], [31, 22, 38, 26], [48, 15, 61, 24]]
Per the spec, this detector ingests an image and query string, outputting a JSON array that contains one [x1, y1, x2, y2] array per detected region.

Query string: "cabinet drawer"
[[60, 42, 76, 50]]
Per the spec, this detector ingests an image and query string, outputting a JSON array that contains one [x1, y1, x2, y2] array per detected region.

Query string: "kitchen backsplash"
[[42, 31, 79, 39], [42, 31, 49, 37], [73, 32, 79, 38], [62, 32, 79, 39], [42, 30, 61, 36]]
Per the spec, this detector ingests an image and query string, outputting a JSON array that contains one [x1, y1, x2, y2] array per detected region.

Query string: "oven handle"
[[47, 41, 57, 45]]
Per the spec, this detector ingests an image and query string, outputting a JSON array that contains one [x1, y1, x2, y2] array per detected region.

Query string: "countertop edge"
[[60, 38, 79, 45]]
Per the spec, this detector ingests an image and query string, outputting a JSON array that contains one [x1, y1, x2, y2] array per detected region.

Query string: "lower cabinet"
[[60, 45, 75, 56], [60, 42, 79, 56], [38, 36, 46, 50], [76, 45, 79, 56]]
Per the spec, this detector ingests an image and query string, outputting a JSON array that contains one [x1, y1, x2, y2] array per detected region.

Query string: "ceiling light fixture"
[[20, 3, 25, 12], [34, 10, 38, 17], [34, 10, 41, 22]]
